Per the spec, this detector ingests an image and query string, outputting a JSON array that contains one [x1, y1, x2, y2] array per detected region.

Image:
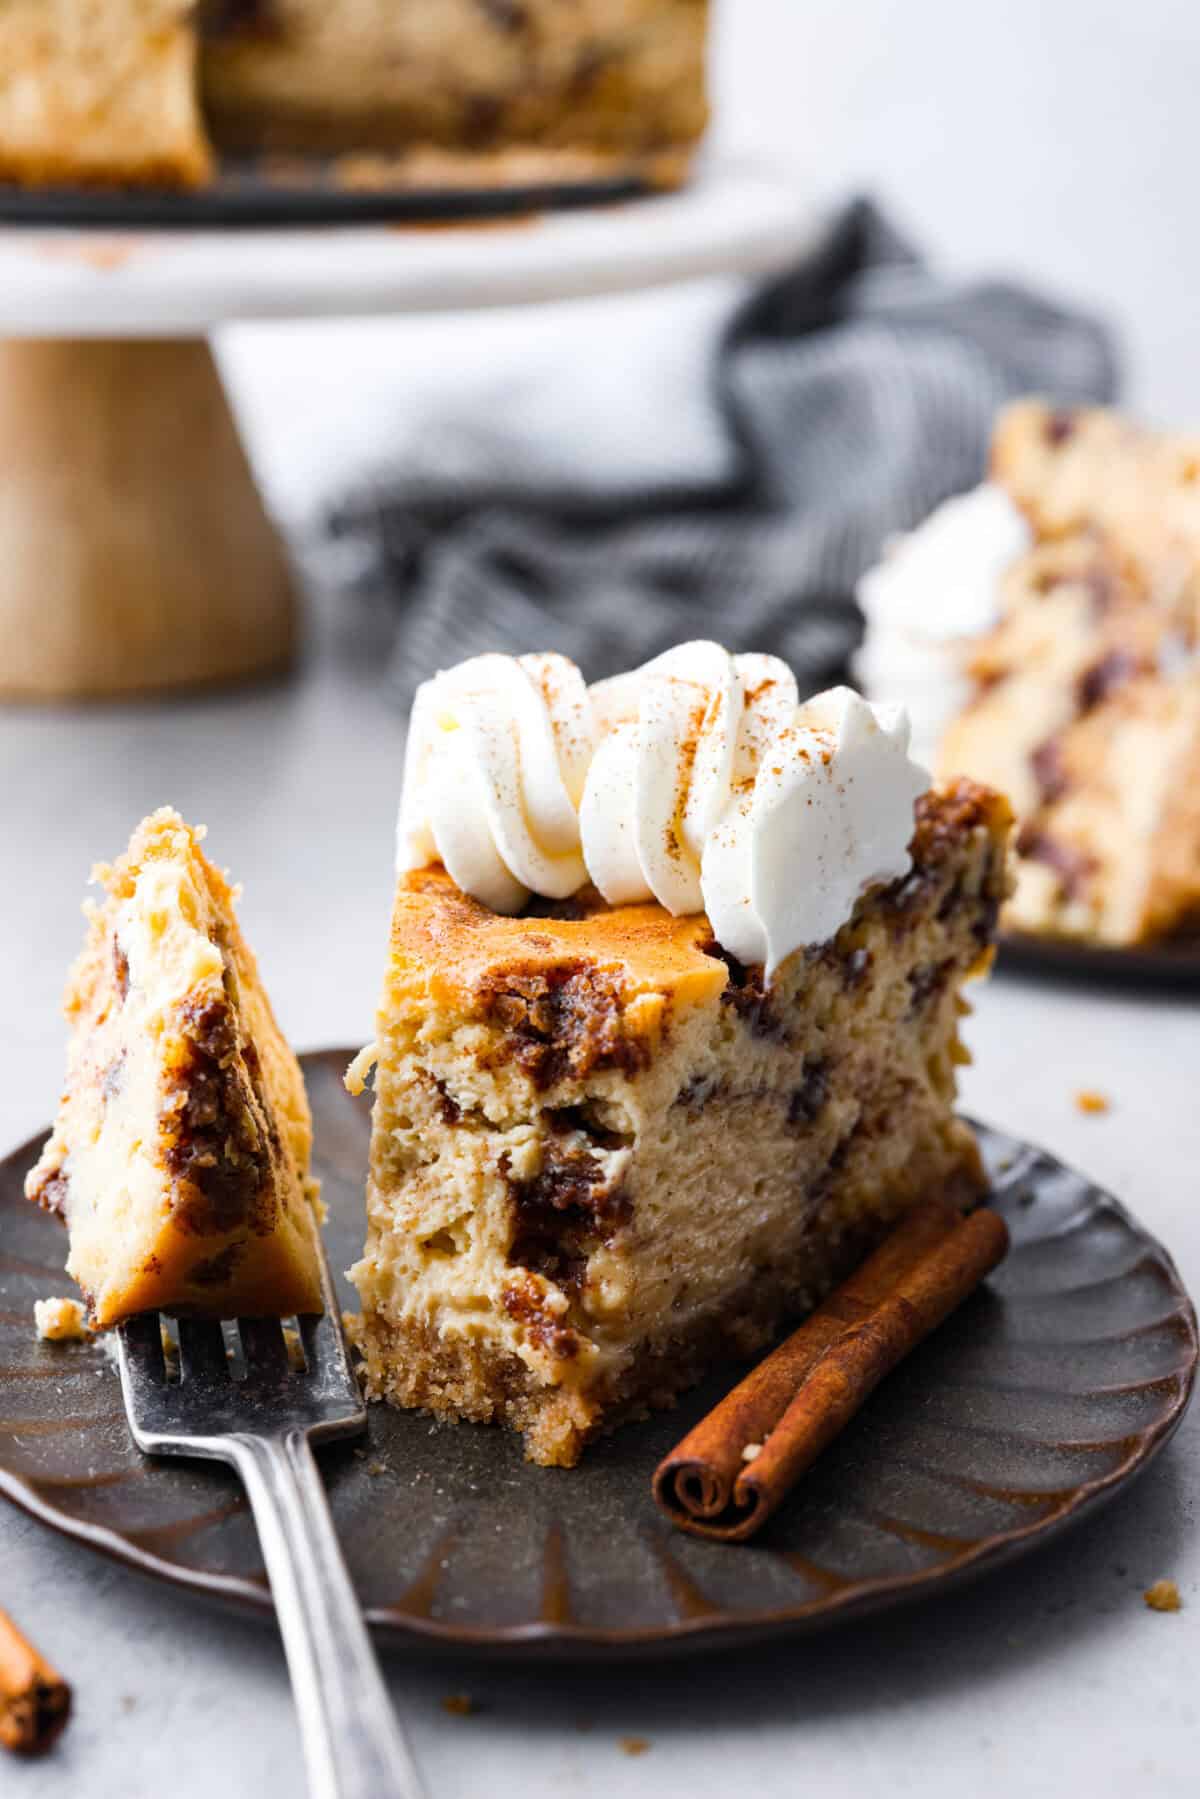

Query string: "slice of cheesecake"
[[935, 402, 1200, 944], [348, 779, 1011, 1467], [0, 3, 212, 189], [26, 809, 322, 1325]]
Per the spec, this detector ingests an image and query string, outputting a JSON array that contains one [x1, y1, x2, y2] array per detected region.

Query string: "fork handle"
[[232, 1429, 426, 1799]]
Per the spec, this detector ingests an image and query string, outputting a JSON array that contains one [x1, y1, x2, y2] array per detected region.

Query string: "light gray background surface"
[[3, 4, 1199, 1794]]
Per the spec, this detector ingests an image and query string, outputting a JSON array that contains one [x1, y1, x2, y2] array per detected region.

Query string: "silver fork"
[[115, 1238, 425, 1799]]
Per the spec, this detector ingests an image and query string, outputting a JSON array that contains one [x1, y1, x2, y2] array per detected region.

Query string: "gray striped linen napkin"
[[328, 199, 1117, 704]]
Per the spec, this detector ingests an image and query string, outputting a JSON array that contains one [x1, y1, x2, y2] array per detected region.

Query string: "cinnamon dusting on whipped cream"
[[397, 643, 930, 979]]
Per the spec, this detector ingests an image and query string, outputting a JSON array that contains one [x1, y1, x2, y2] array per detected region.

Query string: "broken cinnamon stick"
[[0, 1608, 71, 1755], [653, 1202, 1009, 1542]]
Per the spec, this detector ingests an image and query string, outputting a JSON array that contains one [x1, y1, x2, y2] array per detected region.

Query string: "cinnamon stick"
[[0, 1609, 71, 1755], [653, 1202, 1009, 1542]]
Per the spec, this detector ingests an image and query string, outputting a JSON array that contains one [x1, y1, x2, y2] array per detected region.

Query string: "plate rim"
[[0, 162, 654, 232], [998, 930, 1200, 986], [1, 1100, 1196, 1662]]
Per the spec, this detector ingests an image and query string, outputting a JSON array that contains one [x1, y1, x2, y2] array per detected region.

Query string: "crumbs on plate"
[[1144, 1580, 1181, 1613], [33, 1297, 88, 1342], [1075, 1090, 1111, 1115]]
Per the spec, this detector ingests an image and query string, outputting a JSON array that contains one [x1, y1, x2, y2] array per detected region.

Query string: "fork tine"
[[177, 1317, 229, 1382], [120, 1311, 165, 1374], [117, 1312, 166, 1406], [238, 1316, 289, 1376], [298, 1311, 359, 1408], [298, 1233, 358, 1386]]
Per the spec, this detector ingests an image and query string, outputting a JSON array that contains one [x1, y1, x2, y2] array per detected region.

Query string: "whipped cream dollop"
[[699, 684, 929, 975], [580, 642, 798, 917], [854, 483, 1032, 764], [398, 651, 596, 912], [398, 642, 930, 978]]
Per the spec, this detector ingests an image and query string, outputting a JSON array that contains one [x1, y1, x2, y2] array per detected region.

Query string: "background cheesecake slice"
[[0, 3, 212, 189], [348, 779, 1012, 1468], [938, 402, 1200, 944], [26, 809, 322, 1325]]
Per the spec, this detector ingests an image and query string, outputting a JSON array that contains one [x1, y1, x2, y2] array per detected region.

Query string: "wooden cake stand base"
[[0, 338, 296, 700]]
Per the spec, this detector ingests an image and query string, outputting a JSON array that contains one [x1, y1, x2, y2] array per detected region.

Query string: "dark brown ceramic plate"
[[0, 156, 652, 229], [998, 932, 1200, 988], [1, 1050, 1195, 1662]]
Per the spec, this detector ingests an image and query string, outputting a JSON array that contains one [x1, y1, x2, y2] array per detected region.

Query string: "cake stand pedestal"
[[0, 339, 295, 698], [0, 162, 817, 701]]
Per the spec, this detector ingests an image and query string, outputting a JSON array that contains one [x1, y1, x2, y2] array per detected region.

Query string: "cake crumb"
[[741, 1442, 763, 1462], [441, 1694, 475, 1717], [620, 1736, 651, 1757], [1075, 1089, 1111, 1115], [1144, 1579, 1181, 1613], [34, 1297, 88, 1342], [344, 1041, 379, 1096]]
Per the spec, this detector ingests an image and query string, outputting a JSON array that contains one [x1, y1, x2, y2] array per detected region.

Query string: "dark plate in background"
[[0, 157, 652, 230], [999, 932, 1200, 988], [0, 1050, 1194, 1661]]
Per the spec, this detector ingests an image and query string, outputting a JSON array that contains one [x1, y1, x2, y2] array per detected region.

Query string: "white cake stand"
[[0, 159, 817, 700]]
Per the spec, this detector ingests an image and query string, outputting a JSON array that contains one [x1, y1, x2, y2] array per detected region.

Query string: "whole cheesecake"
[[0, 0, 709, 190], [347, 646, 1011, 1465]]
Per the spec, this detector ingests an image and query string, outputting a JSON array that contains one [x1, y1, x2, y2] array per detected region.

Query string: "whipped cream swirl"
[[582, 644, 798, 921], [398, 651, 596, 913], [398, 642, 930, 978], [580, 643, 797, 916], [700, 684, 928, 974], [854, 483, 1032, 764]]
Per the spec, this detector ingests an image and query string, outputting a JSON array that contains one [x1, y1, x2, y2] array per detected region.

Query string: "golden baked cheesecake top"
[[27, 808, 322, 1325], [389, 867, 724, 1003], [386, 776, 1009, 1020]]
